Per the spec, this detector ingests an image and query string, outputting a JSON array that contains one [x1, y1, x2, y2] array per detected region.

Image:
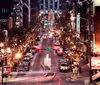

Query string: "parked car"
[[25, 53, 33, 59], [33, 43, 40, 51], [23, 56, 31, 60], [59, 58, 71, 72], [23, 59, 30, 66], [29, 47, 37, 55], [17, 65, 25, 72], [59, 63, 71, 72], [56, 47, 63, 56]]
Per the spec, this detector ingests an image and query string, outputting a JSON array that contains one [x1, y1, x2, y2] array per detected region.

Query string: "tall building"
[[13, 0, 30, 29], [13, 0, 23, 28], [39, 0, 62, 15], [0, 0, 13, 42], [31, 0, 39, 22]]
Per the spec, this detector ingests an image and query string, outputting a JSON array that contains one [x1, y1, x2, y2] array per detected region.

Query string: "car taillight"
[[54, 47, 58, 50], [36, 47, 40, 51]]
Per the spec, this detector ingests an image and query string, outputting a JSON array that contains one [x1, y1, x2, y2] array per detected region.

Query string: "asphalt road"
[[6, 36, 68, 85], [1, 34, 95, 85]]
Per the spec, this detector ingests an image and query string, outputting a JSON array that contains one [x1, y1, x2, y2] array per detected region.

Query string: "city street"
[[0, 0, 99, 84], [0, 32, 96, 85]]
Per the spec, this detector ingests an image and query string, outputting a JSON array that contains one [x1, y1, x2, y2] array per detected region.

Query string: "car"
[[29, 47, 37, 55], [23, 56, 31, 60], [17, 66, 25, 72], [58, 58, 71, 72], [59, 63, 71, 72], [23, 59, 30, 66], [33, 43, 40, 51], [56, 48, 63, 56], [24, 66, 30, 71], [24, 53, 33, 59]]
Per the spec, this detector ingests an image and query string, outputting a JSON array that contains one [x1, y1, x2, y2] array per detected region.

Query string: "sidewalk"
[[65, 65, 97, 85]]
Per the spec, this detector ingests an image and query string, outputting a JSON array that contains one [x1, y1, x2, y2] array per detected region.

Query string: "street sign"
[[46, 47, 53, 51]]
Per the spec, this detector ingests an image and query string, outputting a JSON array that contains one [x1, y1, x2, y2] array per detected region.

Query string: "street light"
[[0, 45, 12, 85], [0, 42, 4, 48], [15, 52, 22, 60]]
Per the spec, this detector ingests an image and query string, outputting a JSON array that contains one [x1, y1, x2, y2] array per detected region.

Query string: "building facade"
[[94, 0, 100, 52], [13, 0, 23, 28], [39, 0, 62, 15], [0, 0, 13, 42]]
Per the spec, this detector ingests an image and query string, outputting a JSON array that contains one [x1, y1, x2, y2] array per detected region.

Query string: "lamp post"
[[0, 42, 4, 85], [0, 43, 12, 85]]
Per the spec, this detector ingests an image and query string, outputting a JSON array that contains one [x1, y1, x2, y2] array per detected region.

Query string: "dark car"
[[29, 47, 37, 55], [17, 66, 25, 72], [59, 63, 71, 72], [59, 58, 71, 72]]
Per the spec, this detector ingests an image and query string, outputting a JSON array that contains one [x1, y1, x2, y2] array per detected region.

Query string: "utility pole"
[[88, 0, 94, 83]]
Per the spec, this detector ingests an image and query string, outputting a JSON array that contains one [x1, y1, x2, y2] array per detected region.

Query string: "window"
[[55, 2, 57, 10], [50, 0, 53, 3], [50, 5, 52, 9], [41, 5, 43, 10], [45, 1, 48, 4], [45, 5, 48, 10], [59, 5, 62, 9], [41, 0, 43, 4]]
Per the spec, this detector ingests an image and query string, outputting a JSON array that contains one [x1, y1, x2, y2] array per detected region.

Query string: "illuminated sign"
[[91, 57, 100, 69]]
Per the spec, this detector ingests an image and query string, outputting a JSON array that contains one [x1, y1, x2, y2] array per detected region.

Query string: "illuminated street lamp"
[[0, 42, 4, 48], [0, 45, 12, 85], [6, 48, 12, 54], [0, 43, 11, 85], [15, 52, 22, 60]]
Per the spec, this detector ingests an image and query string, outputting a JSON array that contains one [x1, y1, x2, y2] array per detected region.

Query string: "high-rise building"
[[31, 0, 39, 22], [13, 0, 23, 28], [0, 0, 13, 42], [39, 0, 62, 15]]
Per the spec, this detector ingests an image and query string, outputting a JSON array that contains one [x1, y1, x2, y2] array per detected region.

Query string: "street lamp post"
[[0, 42, 4, 85], [0, 43, 12, 85]]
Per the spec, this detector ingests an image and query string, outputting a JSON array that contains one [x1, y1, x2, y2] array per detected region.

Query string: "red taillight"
[[36, 47, 40, 51], [54, 47, 58, 50]]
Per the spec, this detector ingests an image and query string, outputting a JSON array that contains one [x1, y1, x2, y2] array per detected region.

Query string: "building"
[[13, 0, 31, 30], [31, 0, 39, 22], [39, 0, 62, 15], [13, 0, 23, 28], [0, 0, 13, 42], [94, 1, 100, 53]]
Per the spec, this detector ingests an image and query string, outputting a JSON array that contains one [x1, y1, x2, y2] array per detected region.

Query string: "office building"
[[39, 0, 62, 15], [0, 0, 13, 42]]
